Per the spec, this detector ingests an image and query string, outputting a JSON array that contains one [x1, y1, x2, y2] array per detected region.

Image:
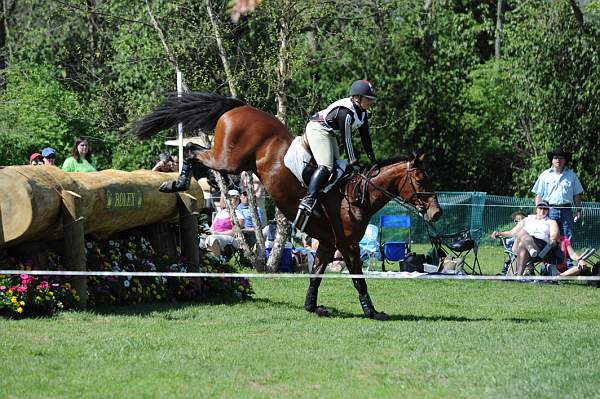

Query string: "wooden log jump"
[[0, 166, 205, 306], [0, 165, 204, 246]]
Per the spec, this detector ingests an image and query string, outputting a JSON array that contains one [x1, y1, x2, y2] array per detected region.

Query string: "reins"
[[355, 161, 434, 216]]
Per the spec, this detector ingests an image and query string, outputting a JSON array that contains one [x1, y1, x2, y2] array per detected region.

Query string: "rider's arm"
[[358, 115, 376, 164], [335, 108, 358, 164]]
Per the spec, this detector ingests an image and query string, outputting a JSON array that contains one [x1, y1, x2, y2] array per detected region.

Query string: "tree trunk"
[[0, 0, 14, 89], [495, 0, 505, 61], [207, 0, 238, 98], [266, 1, 292, 273], [568, 0, 584, 26], [241, 171, 266, 266]]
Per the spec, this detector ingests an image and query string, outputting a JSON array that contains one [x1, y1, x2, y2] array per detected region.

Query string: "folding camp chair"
[[427, 226, 481, 275], [359, 224, 381, 271], [379, 214, 411, 272], [499, 237, 572, 277]]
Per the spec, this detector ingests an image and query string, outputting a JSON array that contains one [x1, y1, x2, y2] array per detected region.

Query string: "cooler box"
[[266, 247, 293, 273], [383, 241, 406, 262]]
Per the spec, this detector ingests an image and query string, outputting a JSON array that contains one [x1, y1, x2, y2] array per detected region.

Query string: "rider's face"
[[352, 96, 375, 111]]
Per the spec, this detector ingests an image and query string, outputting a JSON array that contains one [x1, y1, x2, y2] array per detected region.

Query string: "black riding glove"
[[349, 160, 362, 173]]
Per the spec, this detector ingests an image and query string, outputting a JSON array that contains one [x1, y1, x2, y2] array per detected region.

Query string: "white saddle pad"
[[283, 136, 348, 190]]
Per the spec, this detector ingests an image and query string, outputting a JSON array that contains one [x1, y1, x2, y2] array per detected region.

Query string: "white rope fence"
[[1, 269, 599, 281]]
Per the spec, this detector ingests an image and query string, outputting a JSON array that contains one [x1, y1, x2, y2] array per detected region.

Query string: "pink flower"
[[21, 274, 34, 285], [17, 285, 27, 293], [37, 281, 49, 289], [0, 285, 5, 291]]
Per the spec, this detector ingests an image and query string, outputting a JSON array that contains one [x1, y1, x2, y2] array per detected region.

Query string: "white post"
[[177, 68, 184, 173]]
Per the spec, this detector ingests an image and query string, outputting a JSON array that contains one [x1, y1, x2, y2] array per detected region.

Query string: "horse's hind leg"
[[341, 243, 390, 321], [158, 142, 245, 193], [305, 241, 335, 315]]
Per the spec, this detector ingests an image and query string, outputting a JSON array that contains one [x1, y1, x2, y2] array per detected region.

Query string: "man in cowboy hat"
[[531, 147, 583, 241]]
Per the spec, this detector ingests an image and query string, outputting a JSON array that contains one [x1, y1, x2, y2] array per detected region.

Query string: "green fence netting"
[[263, 192, 598, 249], [368, 192, 600, 249]]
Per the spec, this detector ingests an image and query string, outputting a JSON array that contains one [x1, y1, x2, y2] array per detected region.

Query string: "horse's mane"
[[135, 91, 246, 138], [374, 154, 413, 168]]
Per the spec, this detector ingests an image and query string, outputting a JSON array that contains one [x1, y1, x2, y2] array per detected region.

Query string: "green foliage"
[[0, 64, 91, 165], [1, 0, 598, 199]]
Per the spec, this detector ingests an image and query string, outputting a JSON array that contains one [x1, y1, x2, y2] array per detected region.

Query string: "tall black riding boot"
[[292, 166, 331, 232], [298, 166, 332, 212], [159, 157, 195, 193]]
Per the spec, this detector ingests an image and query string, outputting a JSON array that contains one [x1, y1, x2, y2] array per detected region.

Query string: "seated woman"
[[491, 201, 559, 275], [203, 190, 245, 258]]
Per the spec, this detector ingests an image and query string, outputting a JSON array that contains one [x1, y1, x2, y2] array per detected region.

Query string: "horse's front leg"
[[305, 241, 335, 315], [341, 243, 390, 321]]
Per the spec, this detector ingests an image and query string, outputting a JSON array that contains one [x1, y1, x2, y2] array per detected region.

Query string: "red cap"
[[29, 153, 43, 162]]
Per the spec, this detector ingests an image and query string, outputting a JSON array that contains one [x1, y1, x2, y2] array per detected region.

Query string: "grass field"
[[2, 251, 600, 399]]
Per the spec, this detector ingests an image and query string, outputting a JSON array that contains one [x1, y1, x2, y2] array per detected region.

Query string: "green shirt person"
[[61, 137, 97, 172]]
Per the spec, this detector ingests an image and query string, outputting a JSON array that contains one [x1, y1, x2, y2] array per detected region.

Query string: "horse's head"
[[396, 152, 442, 222]]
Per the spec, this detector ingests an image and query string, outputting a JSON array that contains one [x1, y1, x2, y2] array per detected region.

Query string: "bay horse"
[[136, 92, 442, 320]]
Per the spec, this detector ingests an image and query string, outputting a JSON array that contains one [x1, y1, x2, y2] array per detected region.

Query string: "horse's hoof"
[[315, 306, 331, 317], [373, 311, 390, 321], [159, 181, 187, 193], [158, 181, 176, 193]]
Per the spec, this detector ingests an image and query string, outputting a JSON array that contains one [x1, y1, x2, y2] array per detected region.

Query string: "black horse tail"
[[134, 91, 246, 138]]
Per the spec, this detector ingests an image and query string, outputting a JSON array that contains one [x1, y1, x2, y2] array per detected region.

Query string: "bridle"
[[354, 160, 435, 215]]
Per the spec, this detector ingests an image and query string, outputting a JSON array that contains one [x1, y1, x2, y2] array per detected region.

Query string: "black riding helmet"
[[349, 80, 376, 100]]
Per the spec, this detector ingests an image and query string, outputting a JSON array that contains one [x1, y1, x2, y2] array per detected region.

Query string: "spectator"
[[29, 153, 43, 166], [262, 220, 293, 250], [532, 147, 583, 240], [62, 137, 97, 172], [491, 201, 559, 275], [152, 152, 174, 172], [237, 191, 260, 247], [41, 147, 57, 166], [203, 189, 245, 258], [170, 155, 179, 172], [238, 191, 266, 229], [554, 235, 590, 277]]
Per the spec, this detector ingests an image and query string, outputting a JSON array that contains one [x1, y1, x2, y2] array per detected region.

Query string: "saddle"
[[283, 136, 350, 191]]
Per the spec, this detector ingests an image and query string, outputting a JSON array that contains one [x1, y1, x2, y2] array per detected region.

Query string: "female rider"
[[297, 79, 378, 217]]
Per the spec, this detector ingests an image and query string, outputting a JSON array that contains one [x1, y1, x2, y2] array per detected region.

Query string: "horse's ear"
[[412, 148, 426, 162], [411, 149, 425, 161]]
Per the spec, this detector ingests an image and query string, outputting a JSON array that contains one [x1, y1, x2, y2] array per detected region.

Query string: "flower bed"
[[0, 235, 253, 318]]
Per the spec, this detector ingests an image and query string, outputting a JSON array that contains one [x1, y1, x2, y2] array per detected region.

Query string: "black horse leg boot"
[[292, 166, 331, 232], [159, 157, 195, 193], [359, 293, 376, 318], [304, 286, 318, 312]]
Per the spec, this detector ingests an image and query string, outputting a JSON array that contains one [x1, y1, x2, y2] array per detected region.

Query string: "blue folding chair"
[[379, 214, 411, 272]]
